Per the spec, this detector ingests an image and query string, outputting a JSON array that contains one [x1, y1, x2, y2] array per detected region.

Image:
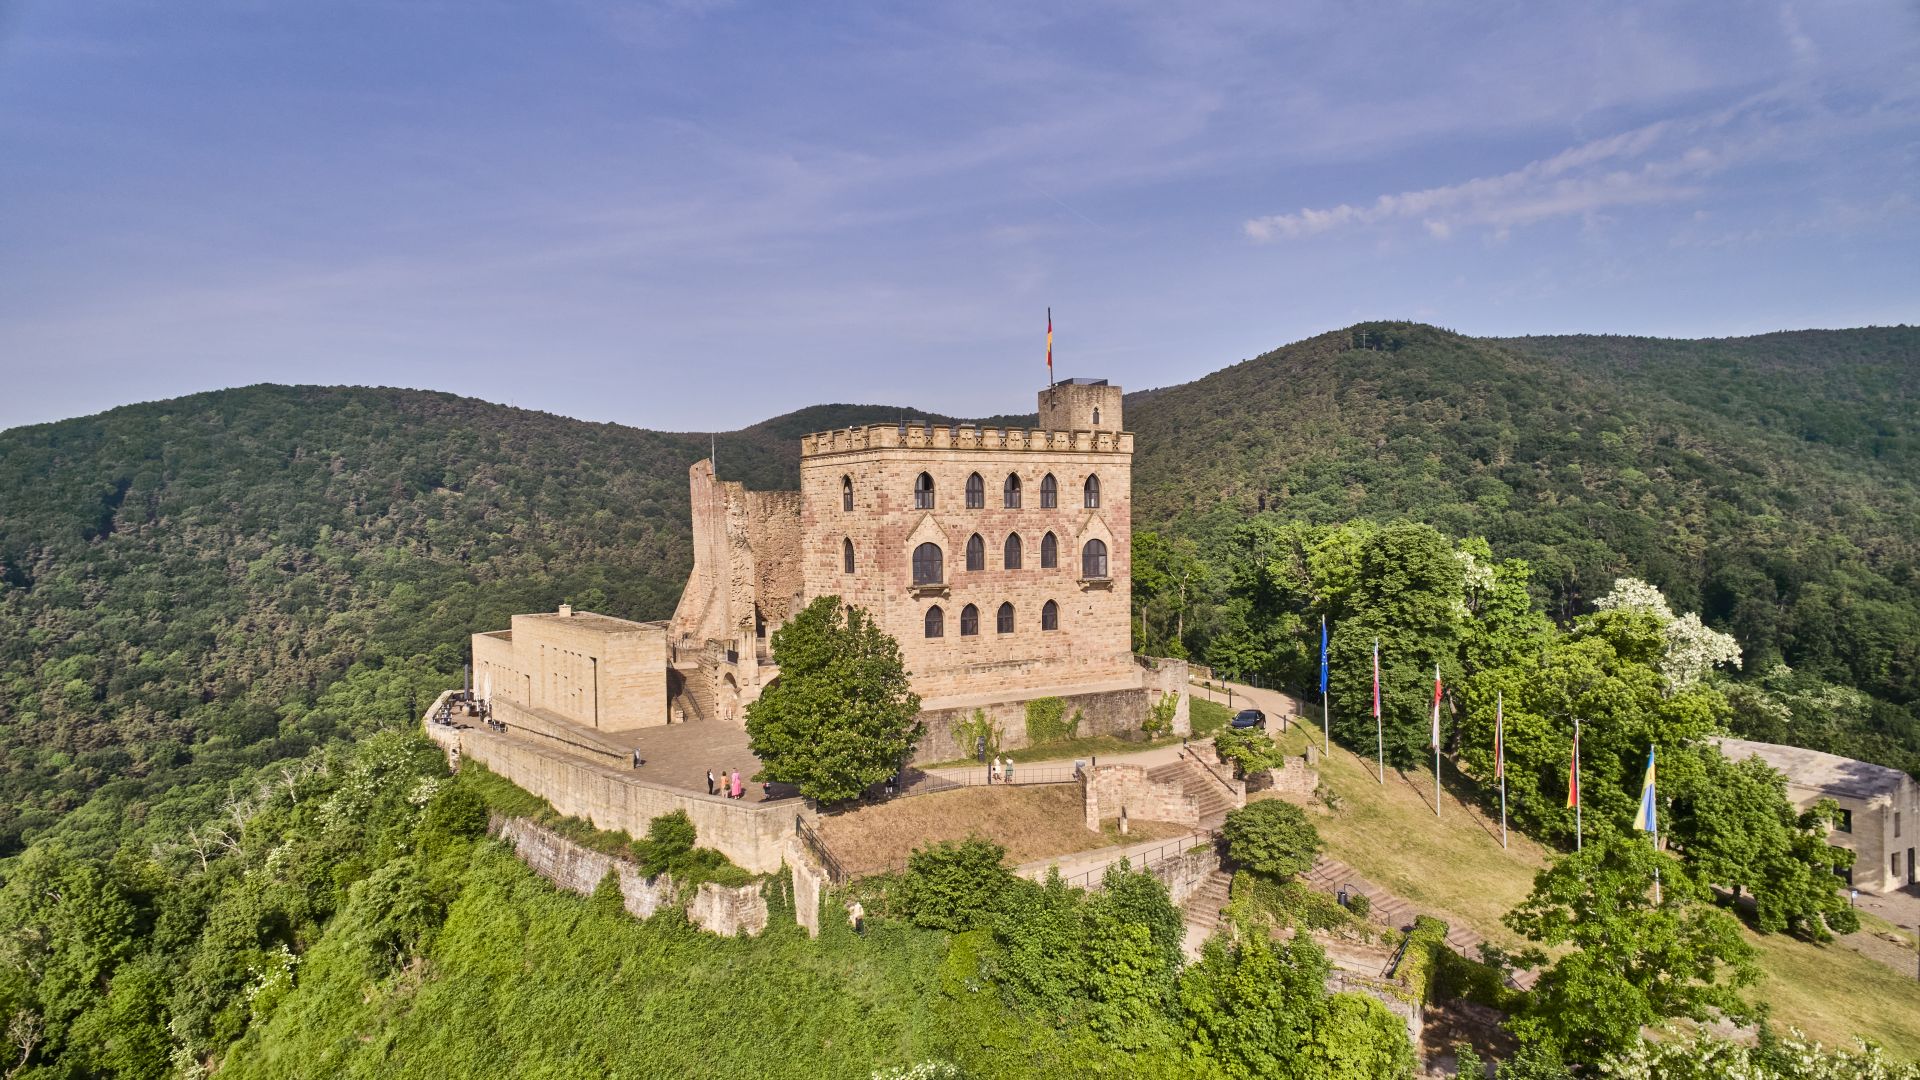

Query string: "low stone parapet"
[[1082, 763, 1199, 831], [493, 815, 768, 936]]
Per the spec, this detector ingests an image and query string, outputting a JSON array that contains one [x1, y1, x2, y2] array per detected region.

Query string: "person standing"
[[706, 769, 716, 796], [730, 769, 744, 800], [1003, 758, 1014, 784]]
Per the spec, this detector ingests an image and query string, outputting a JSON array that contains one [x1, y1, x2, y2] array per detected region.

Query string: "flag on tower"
[[1566, 728, 1581, 809], [1635, 746, 1658, 833], [1319, 618, 1329, 697], [1046, 308, 1053, 383], [1430, 665, 1443, 749], [1494, 694, 1504, 780]]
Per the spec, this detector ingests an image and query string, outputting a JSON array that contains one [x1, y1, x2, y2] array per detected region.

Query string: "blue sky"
[[1, 1, 1916, 433]]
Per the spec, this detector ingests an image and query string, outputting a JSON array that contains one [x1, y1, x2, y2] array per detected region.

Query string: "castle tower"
[[1038, 378, 1123, 433], [795, 381, 1134, 704]]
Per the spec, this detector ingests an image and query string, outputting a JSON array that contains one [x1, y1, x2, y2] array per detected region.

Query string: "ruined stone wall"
[[911, 684, 1155, 764], [1265, 755, 1319, 798], [429, 718, 796, 873], [746, 489, 805, 627], [494, 816, 768, 935], [797, 409, 1135, 705], [1082, 764, 1198, 830]]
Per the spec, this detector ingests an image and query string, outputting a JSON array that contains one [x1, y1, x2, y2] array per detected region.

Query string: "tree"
[[1179, 932, 1332, 1079], [746, 596, 923, 803], [1504, 834, 1757, 1064], [1214, 727, 1285, 776], [1222, 800, 1322, 881], [1667, 748, 1854, 939], [899, 838, 1012, 933]]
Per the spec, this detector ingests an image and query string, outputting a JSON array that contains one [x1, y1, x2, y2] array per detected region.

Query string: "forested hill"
[[0, 386, 970, 855], [1126, 322, 1920, 775], [2, 324, 1917, 857]]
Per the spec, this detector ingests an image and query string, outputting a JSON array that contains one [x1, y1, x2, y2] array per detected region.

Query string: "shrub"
[[1823, 904, 1860, 935], [900, 837, 1012, 932], [636, 810, 696, 876], [1392, 916, 1450, 1005], [1222, 800, 1322, 881], [1024, 697, 1078, 745], [1143, 693, 1178, 738], [1346, 892, 1371, 920], [1214, 727, 1283, 775]]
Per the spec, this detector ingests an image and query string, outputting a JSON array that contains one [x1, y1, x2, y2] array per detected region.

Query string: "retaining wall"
[[493, 816, 768, 935]]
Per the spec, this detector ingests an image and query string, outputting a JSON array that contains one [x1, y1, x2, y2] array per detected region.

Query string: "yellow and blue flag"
[[1635, 746, 1657, 833]]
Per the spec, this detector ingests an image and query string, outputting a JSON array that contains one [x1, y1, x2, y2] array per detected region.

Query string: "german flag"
[[1046, 307, 1053, 383]]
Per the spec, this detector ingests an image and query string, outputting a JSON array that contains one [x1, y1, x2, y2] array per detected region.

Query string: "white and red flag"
[[1430, 665, 1443, 749]]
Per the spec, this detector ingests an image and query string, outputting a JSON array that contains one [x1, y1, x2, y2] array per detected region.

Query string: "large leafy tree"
[[745, 595, 923, 803], [1221, 800, 1322, 881], [1505, 834, 1757, 1064], [1667, 747, 1854, 939]]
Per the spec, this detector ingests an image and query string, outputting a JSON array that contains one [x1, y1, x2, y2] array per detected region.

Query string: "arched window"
[[1004, 533, 1022, 570], [1041, 531, 1058, 568], [1042, 599, 1059, 630], [1084, 474, 1101, 508], [925, 606, 944, 638], [841, 475, 853, 512], [960, 604, 979, 636], [1081, 538, 1108, 579], [966, 533, 985, 571], [842, 537, 855, 574], [965, 472, 984, 509], [915, 472, 936, 509], [1040, 473, 1058, 508], [913, 542, 943, 585], [1093, 407, 1101, 425], [1003, 473, 1022, 508], [996, 602, 1015, 634]]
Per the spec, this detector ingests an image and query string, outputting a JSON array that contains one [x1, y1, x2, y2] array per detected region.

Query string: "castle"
[[470, 379, 1185, 766]]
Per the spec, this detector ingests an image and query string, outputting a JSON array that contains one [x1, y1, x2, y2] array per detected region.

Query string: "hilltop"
[[2, 324, 1917, 860]]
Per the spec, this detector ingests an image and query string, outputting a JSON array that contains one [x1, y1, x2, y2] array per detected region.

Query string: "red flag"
[[1371, 641, 1380, 718], [1430, 665, 1443, 749], [1566, 729, 1580, 808]]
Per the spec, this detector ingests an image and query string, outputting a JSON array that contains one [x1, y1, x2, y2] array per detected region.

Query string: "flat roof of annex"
[[799, 422, 1132, 459]]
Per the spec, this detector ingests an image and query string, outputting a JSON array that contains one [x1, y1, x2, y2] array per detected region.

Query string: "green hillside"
[[0, 387, 971, 856], [1126, 323, 1920, 775]]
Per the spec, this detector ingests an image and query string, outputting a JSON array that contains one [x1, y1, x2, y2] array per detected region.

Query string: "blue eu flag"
[[1319, 617, 1329, 696]]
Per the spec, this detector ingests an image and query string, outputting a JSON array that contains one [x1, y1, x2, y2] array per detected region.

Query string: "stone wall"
[[912, 684, 1155, 764], [494, 816, 768, 935], [1264, 755, 1319, 798], [427, 715, 795, 874], [797, 392, 1136, 705], [786, 836, 826, 938], [1082, 764, 1198, 831]]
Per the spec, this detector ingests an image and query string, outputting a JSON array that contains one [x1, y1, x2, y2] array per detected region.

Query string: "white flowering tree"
[[1595, 577, 1742, 692]]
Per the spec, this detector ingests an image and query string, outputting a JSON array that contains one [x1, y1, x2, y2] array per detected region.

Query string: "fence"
[[924, 763, 1086, 788], [1058, 833, 1215, 891]]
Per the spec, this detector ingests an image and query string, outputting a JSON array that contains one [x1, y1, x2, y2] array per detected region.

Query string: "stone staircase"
[[1182, 869, 1233, 935], [1301, 854, 1539, 988], [1148, 758, 1239, 828]]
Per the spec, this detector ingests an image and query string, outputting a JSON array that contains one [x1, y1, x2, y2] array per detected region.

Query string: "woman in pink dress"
[[729, 769, 744, 799]]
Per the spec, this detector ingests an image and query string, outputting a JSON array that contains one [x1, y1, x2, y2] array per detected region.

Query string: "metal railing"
[[926, 763, 1086, 788], [1058, 833, 1214, 891], [795, 815, 846, 886]]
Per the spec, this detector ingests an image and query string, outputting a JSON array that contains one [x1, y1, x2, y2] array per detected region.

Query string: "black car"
[[1229, 709, 1266, 729]]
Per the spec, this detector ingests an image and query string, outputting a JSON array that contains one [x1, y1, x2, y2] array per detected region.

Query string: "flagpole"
[[1432, 664, 1442, 819], [1373, 638, 1383, 785], [1320, 615, 1330, 757], [1497, 690, 1508, 851], [1574, 717, 1582, 853]]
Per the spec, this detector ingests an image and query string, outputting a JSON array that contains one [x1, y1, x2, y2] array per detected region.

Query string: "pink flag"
[[1430, 665, 1443, 749], [1372, 641, 1381, 718]]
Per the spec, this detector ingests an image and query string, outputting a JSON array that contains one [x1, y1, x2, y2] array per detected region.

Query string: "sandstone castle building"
[[471, 379, 1185, 763]]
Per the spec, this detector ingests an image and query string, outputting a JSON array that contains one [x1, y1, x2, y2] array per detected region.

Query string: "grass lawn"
[[814, 784, 1186, 877], [1747, 925, 1920, 1057], [1258, 705, 1550, 950]]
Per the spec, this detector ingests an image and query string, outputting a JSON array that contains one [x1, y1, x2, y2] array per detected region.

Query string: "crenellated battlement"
[[800, 422, 1132, 458]]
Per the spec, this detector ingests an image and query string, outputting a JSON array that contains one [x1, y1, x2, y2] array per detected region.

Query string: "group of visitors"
[[988, 756, 1016, 784], [707, 768, 746, 799]]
